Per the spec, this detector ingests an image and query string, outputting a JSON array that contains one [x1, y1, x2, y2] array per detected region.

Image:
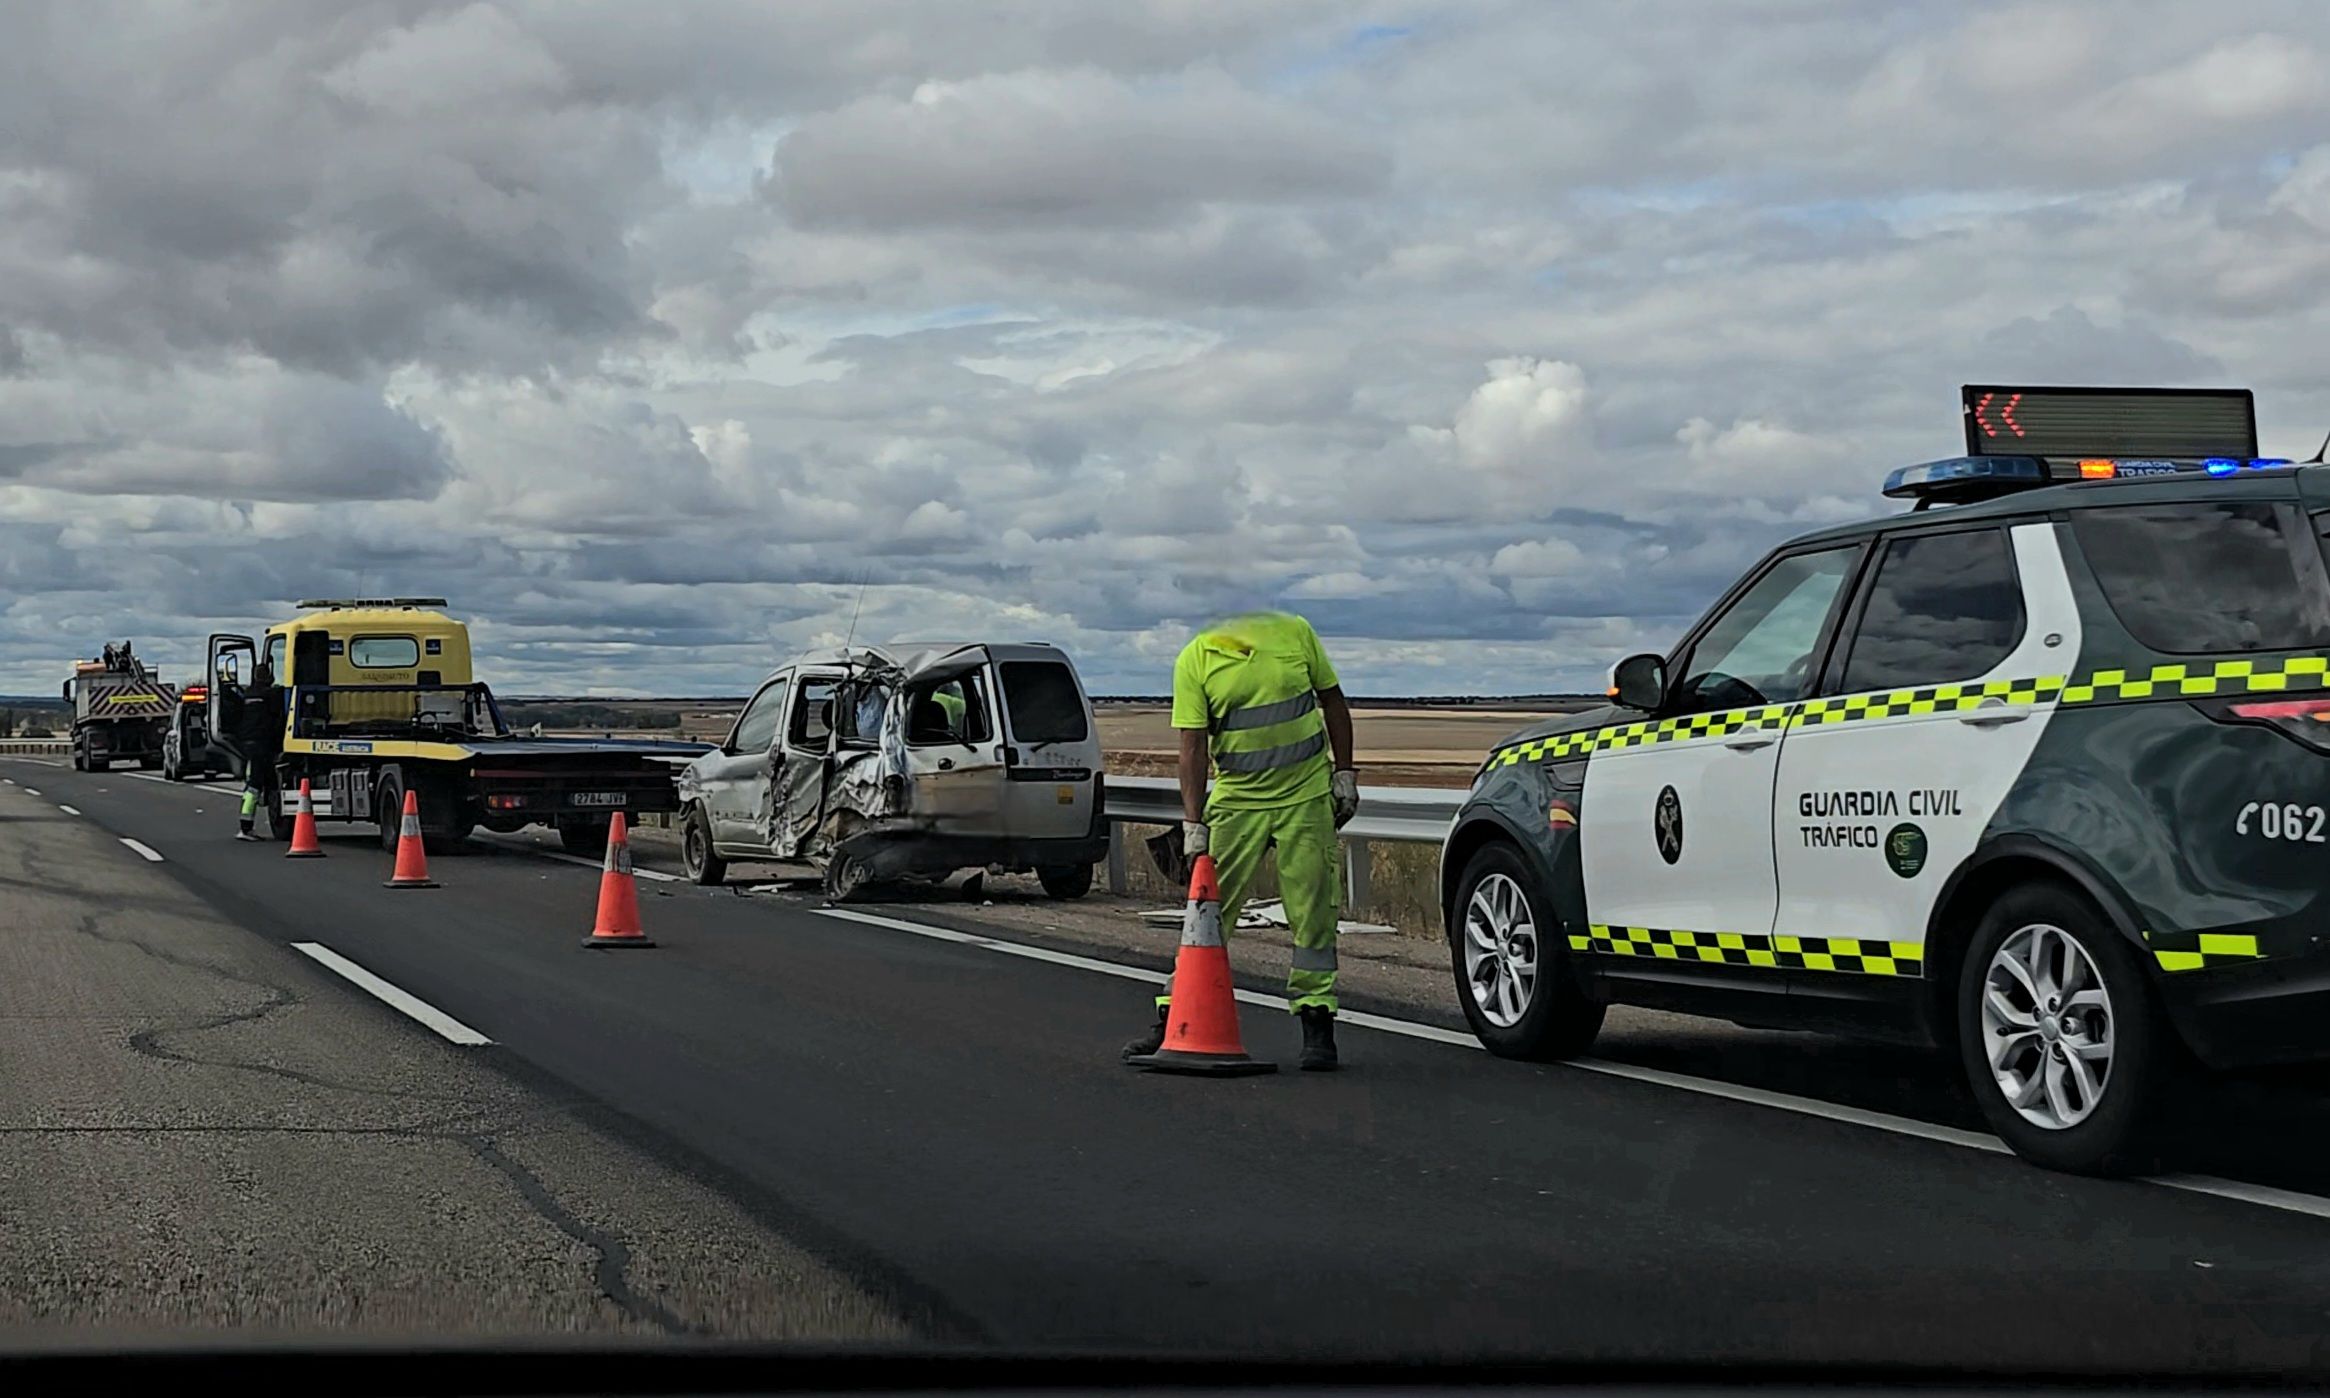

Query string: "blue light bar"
[[1882, 456, 2046, 500]]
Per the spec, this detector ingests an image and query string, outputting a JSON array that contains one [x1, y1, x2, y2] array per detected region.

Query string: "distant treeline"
[[500, 702, 683, 730]]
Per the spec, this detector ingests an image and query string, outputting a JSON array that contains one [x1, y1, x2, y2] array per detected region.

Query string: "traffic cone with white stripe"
[[285, 779, 325, 858], [1125, 854, 1275, 1076], [581, 812, 654, 949], [383, 788, 437, 888]]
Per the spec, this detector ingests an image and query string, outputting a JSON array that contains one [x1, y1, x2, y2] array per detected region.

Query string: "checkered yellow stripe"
[[1790, 676, 2066, 727], [1487, 653, 2330, 770], [1488, 705, 1792, 769], [1568, 925, 1925, 977], [2145, 930, 2262, 973]]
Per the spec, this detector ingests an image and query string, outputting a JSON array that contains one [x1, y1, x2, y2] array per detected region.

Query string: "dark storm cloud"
[[6, 1, 2330, 697]]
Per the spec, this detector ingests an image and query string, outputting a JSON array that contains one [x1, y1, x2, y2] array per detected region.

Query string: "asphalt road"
[[16, 753, 2330, 1368]]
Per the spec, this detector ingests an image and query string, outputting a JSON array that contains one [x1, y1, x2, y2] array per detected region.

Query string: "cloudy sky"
[[4, 1, 2329, 698]]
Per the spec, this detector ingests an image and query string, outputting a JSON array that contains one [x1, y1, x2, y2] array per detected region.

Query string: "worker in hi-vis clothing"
[[231, 660, 283, 842], [1122, 610, 1360, 1070]]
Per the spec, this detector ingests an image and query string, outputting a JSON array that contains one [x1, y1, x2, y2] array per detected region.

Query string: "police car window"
[[730, 680, 788, 753], [2074, 502, 2330, 655], [1673, 546, 1856, 714], [1840, 529, 2022, 694]]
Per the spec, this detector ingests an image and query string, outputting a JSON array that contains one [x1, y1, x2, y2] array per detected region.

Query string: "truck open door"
[[206, 633, 255, 772]]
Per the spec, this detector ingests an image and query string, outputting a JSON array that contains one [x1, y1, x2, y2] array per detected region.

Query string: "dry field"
[[539, 703, 1576, 791], [1096, 705, 1560, 788]]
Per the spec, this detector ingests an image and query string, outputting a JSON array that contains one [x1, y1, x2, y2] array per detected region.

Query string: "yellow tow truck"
[[206, 599, 709, 854]]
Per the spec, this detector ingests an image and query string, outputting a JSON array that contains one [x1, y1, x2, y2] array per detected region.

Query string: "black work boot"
[[1120, 1006, 1167, 1061], [1298, 1006, 1339, 1071]]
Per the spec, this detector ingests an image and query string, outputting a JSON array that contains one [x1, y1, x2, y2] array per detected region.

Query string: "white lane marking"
[[2148, 1173, 2330, 1222], [292, 943, 492, 1046], [467, 833, 682, 882], [119, 838, 164, 862], [22, 787, 40, 796], [815, 906, 2330, 1227], [1570, 1057, 2009, 1154], [57, 804, 79, 816], [821, 907, 1160, 982]]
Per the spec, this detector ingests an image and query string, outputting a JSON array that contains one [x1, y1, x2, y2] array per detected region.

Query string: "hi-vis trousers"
[[1159, 791, 1341, 1014]]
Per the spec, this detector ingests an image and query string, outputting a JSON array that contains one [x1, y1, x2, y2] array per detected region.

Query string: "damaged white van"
[[677, 642, 1111, 900]]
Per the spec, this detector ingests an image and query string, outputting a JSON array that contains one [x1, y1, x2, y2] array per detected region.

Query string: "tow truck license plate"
[[570, 791, 626, 808]]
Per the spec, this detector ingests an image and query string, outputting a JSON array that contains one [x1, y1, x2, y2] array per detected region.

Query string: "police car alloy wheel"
[[1451, 843, 1603, 1060], [1980, 921, 2113, 1131], [1464, 872, 1536, 1028], [1956, 882, 2172, 1176]]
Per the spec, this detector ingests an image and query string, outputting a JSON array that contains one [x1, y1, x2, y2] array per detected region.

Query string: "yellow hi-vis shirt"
[[1171, 611, 1339, 811]]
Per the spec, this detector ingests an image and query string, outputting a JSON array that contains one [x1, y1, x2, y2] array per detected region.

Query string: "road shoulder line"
[[119, 837, 164, 862]]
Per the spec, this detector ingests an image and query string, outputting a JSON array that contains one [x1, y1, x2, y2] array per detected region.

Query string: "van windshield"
[[999, 661, 1087, 745]]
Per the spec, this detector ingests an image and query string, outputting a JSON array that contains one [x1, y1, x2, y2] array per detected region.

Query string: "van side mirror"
[[1612, 654, 1667, 712]]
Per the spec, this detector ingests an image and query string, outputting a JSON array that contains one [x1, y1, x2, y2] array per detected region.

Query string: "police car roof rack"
[[294, 597, 450, 611]]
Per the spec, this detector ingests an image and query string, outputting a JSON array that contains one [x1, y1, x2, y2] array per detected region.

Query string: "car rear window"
[[2070, 501, 2330, 655], [1000, 661, 1088, 744], [348, 635, 420, 668]]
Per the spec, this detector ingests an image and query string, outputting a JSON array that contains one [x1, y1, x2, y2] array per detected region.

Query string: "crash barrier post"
[[1102, 776, 1456, 898]]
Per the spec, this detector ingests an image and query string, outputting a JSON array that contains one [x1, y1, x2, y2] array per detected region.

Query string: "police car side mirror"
[[1612, 653, 1667, 712]]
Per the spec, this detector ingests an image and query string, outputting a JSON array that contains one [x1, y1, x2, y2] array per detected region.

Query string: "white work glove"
[[1331, 769, 1360, 829], [1182, 820, 1210, 857]]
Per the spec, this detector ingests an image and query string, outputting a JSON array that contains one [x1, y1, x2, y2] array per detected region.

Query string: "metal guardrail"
[[1101, 774, 1462, 902], [0, 738, 69, 754]]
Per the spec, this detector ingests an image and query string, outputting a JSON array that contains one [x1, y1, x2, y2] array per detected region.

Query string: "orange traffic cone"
[[1125, 854, 1275, 1076], [581, 812, 654, 949], [285, 779, 325, 858], [383, 788, 438, 888]]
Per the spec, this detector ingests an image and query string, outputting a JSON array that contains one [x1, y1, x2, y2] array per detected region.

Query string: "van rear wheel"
[[1038, 862, 1094, 900]]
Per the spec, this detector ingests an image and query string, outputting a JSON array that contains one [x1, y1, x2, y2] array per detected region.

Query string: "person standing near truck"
[[1121, 610, 1361, 1070], [232, 660, 283, 842]]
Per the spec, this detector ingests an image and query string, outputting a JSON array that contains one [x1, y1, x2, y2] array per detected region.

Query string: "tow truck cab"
[[207, 600, 709, 854]]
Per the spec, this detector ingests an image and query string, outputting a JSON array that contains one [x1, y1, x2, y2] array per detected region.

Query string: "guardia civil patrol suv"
[[1442, 385, 2330, 1174]]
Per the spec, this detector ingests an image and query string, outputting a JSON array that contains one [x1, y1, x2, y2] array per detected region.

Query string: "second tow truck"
[[207, 599, 710, 854]]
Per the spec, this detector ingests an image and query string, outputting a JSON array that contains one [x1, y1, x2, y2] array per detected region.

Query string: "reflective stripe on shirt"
[[1216, 690, 1318, 733], [1213, 732, 1327, 773]]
